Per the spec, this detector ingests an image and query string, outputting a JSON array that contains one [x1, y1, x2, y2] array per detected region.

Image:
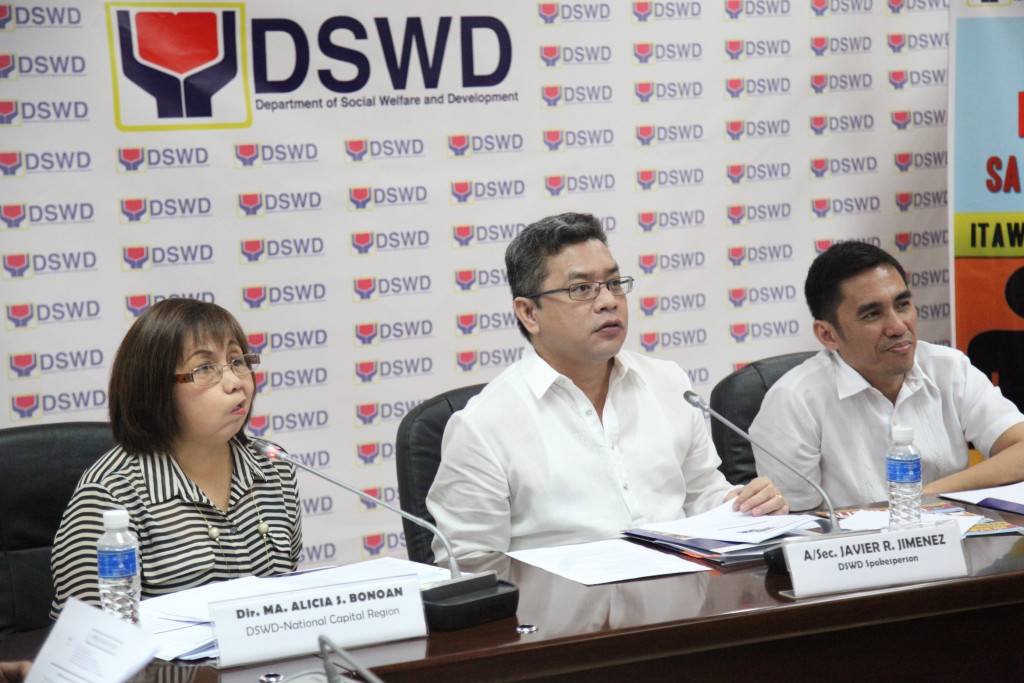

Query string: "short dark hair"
[[505, 212, 608, 339], [805, 242, 908, 326], [109, 298, 252, 455]]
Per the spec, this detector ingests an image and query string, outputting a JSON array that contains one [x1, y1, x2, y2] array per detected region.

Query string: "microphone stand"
[[683, 390, 840, 533], [255, 439, 519, 631], [319, 634, 384, 683]]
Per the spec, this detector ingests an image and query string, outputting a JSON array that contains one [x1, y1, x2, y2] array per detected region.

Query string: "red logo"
[[107, 4, 250, 130]]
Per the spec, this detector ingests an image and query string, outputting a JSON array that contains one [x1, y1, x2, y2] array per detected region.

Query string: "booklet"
[[940, 481, 1024, 516], [622, 500, 825, 566]]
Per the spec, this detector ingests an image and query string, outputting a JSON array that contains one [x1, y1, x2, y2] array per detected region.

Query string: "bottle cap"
[[892, 425, 914, 443], [103, 508, 130, 530]]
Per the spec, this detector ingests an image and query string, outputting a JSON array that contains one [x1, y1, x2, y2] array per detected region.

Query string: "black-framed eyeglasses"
[[524, 276, 634, 301], [174, 353, 260, 386]]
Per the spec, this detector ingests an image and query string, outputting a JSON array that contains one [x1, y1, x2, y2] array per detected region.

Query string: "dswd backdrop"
[[1, 1, 952, 565]]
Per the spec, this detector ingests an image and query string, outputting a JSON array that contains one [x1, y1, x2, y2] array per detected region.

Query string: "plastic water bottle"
[[887, 425, 922, 529], [97, 508, 141, 624]]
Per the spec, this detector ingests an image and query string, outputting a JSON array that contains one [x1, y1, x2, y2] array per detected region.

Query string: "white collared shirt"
[[427, 347, 735, 561], [749, 342, 1024, 509]]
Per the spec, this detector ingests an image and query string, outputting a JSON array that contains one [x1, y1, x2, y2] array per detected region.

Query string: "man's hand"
[[0, 661, 31, 683], [725, 476, 789, 516]]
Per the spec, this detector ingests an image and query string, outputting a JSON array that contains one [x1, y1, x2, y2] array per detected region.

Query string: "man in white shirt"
[[426, 212, 787, 561], [750, 242, 1024, 509]]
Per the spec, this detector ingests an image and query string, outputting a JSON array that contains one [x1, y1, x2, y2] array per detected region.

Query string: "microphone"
[[251, 438, 519, 631], [683, 390, 840, 533], [319, 634, 384, 683]]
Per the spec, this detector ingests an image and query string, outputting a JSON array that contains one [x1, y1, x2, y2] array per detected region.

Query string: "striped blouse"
[[50, 437, 302, 618]]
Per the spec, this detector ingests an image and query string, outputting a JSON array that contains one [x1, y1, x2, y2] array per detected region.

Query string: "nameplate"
[[209, 574, 426, 668], [783, 522, 967, 598]]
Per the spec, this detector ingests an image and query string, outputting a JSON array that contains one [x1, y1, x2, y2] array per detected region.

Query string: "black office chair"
[[709, 352, 816, 485], [395, 384, 486, 565], [0, 421, 115, 637]]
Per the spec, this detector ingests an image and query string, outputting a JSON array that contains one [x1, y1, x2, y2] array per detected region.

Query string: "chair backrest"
[[0, 421, 115, 636], [395, 385, 486, 565], [709, 352, 816, 485]]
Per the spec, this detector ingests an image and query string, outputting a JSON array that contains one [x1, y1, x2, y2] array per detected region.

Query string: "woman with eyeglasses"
[[50, 298, 302, 617]]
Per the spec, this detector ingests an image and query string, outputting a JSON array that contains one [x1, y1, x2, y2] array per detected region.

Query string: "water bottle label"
[[98, 548, 137, 578], [886, 458, 921, 483]]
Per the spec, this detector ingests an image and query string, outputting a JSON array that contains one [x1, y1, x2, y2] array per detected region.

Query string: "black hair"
[[504, 212, 608, 339], [805, 242, 908, 326], [109, 298, 252, 454]]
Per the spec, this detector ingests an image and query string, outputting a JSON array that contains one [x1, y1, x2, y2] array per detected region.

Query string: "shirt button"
[[586, 409, 593, 416], [623, 483, 630, 491]]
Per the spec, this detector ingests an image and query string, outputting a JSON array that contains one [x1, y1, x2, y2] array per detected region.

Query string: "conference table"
[[4, 498, 1024, 681]]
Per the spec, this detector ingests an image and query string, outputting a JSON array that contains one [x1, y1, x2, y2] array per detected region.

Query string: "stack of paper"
[[941, 481, 1024, 516], [623, 500, 825, 566], [508, 538, 711, 585]]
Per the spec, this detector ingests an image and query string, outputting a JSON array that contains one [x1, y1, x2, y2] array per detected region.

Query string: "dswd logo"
[[118, 196, 211, 223], [538, 2, 612, 24], [455, 310, 518, 335], [106, 4, 251, 131], [247, 415, 270, 437], [122, 244, 212, 270], [635, 124, 703, 147], [356, 442, 395, 466], [0, 99, 88, 125], [3, 250, 97, 279], [1, 253, 28, 278], [350, 230, 429, 256], [544, 173, 616, 197], [235, 142, 318, 168], [2, 201, 95, 230], [639, 293, 706, 317], [348, 185, 427, 210], [540, 45, 560, 67], [354, 319, 432, 347], [10, 389, 107, 420], [0, 151, 22, 176], [360, 532, 406, 558], [0, 100, 17, 125], [447, 133, 524, 158], [240, 237, 324, 263], [895, 152, 912, 172], [643, 328, 708, 350], [344, 137, 423, 162], [639, 332, 659, 352], [117, 146, 209, 172], [7, 299, 101, 329], [454, 268, 508, 292], [896, 231, 950, 256], [242, 283, 326, 310], [449, 179, 525, 204], [6, 349, 103, 381], [124, 292, 213, 319], [634, 1, 702, 21], [354, 357, 432, 384], [456, 347, 523, 372], [353, 275, 432, 302], [635, 209, 705, 232], [1, 52, 87, 79], [451, 222, 526, 247], [814, 237, 881, 255]]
